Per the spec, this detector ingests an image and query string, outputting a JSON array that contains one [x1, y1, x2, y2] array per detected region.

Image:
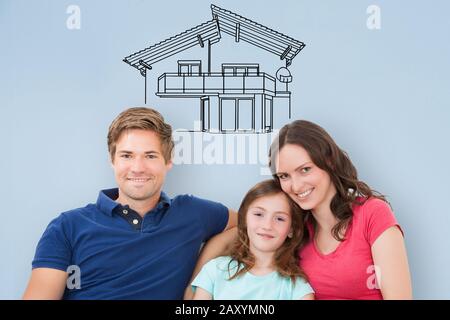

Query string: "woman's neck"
[[311, 185, 339, 233], [311, 208, 339, 233]]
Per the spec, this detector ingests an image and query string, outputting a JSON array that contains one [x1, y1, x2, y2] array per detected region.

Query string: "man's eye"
[[121, 154, 131, 159], [146, 155, 157, 159]]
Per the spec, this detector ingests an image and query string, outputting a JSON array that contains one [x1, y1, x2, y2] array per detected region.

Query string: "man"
[[23, 107, 237, 299]]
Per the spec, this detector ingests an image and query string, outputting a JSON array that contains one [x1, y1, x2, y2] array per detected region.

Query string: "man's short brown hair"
[[107, 107, 174, 163]]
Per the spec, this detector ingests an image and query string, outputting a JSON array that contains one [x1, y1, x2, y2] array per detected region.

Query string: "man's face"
[[111, 129, 172, 204]]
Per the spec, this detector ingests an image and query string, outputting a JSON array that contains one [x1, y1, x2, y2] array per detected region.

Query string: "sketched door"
[[200, 97, 210, 132], [264, 97, 273, 131], [220, 98, 236, 132], [237, 98, 254, 131]]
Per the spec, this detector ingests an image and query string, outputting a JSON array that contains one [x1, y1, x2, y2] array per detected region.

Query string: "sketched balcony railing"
[[157, 72, 277, 96]]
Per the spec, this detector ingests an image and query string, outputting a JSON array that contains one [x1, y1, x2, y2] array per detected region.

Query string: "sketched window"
[[191, 65, 200, 75], [236, 67, 246, 76], [223, 67, 234, 76], [247, 67, 258, 76], [179, 65, 189, 75]]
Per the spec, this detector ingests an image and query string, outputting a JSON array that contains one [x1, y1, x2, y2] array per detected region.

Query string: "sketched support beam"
[[197, 34, 204, 48], [139, 60, 152, 71], [280, 45, 292, 61], [208, 40, 212, 75], [235, 23, 240, 42], [139, 60, 152, 104]]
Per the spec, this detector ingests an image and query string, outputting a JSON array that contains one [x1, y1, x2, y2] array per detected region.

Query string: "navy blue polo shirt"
[[32, 188, 228, 300]]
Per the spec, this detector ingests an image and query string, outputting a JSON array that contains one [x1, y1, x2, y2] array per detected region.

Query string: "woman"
[[269, 120, 412, 299]]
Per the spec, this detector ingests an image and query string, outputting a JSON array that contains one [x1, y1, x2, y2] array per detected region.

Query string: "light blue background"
[[1, 0, 449, 299]]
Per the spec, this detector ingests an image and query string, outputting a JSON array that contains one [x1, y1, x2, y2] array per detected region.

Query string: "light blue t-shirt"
[[192, 256, 314, 300]]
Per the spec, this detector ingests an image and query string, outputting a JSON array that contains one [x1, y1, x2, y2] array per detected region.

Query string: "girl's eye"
[[253, 212, 263, 217], [276, 217, 286, 222]]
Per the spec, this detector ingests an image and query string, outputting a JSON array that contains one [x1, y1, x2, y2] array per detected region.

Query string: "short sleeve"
[[292, 278, 315, 299], [191, 259, 218, 295], [188, 196, 229, 241], [32, 214, 72, 271], [363, 198, 403, 246]]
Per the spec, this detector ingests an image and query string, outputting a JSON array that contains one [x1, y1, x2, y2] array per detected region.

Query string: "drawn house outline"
[[123, 4, 305, 133]]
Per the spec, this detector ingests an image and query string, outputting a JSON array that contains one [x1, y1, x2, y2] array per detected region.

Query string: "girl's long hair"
[[269, 120, 387, 241], [228, 179, 309, 282]]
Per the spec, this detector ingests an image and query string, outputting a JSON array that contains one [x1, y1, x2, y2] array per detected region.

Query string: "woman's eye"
[[277, 174, 288, 180], [301, 167, 311, 173]]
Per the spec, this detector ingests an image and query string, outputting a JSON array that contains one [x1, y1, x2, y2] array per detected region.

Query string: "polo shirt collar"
[[158, 191, 171, 208], [96, 188, 171, 217], [97, 188, 120, 216]]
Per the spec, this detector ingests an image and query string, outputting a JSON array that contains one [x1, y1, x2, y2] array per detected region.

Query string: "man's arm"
[[23, 268, 67, 300], [184, 209, 238, 299], [224, 208, 238, 231], [198, 209, 238, 269]]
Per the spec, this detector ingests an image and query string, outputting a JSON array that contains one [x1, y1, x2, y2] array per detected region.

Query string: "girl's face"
[[275, 143, 336, 214], [246, 193, 292, 255]]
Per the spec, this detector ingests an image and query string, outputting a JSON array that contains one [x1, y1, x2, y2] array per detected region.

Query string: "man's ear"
[[166, 159, 173, 170], [110, 155, 115, 168]]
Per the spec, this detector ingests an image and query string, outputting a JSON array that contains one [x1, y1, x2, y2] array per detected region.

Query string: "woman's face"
[[275, 144, 336, 214]]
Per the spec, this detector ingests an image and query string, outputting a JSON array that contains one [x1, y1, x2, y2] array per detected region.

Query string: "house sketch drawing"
[[123, 4, 305, 133]]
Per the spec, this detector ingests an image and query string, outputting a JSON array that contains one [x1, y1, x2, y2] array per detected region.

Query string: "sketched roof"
[[124, 5, 305, 74], [211, 4, 305, 66], [123, 19, 221, 75]]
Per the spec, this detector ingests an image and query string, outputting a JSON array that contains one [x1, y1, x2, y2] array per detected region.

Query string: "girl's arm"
[[371, 226, 413, 299], [192, 287, 213, 300], [300, 293, 315, 300]]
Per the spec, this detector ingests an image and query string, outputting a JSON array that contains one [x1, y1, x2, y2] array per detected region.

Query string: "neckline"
[[310, 221, 352, 257], [246, 269, 277, 279]]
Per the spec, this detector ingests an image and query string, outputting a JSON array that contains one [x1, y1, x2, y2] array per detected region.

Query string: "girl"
[[269, 120, 412, 299], [192, 180, 314, 300]]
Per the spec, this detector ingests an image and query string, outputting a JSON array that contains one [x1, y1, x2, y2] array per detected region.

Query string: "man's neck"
[[115, 192, 161, 218]]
